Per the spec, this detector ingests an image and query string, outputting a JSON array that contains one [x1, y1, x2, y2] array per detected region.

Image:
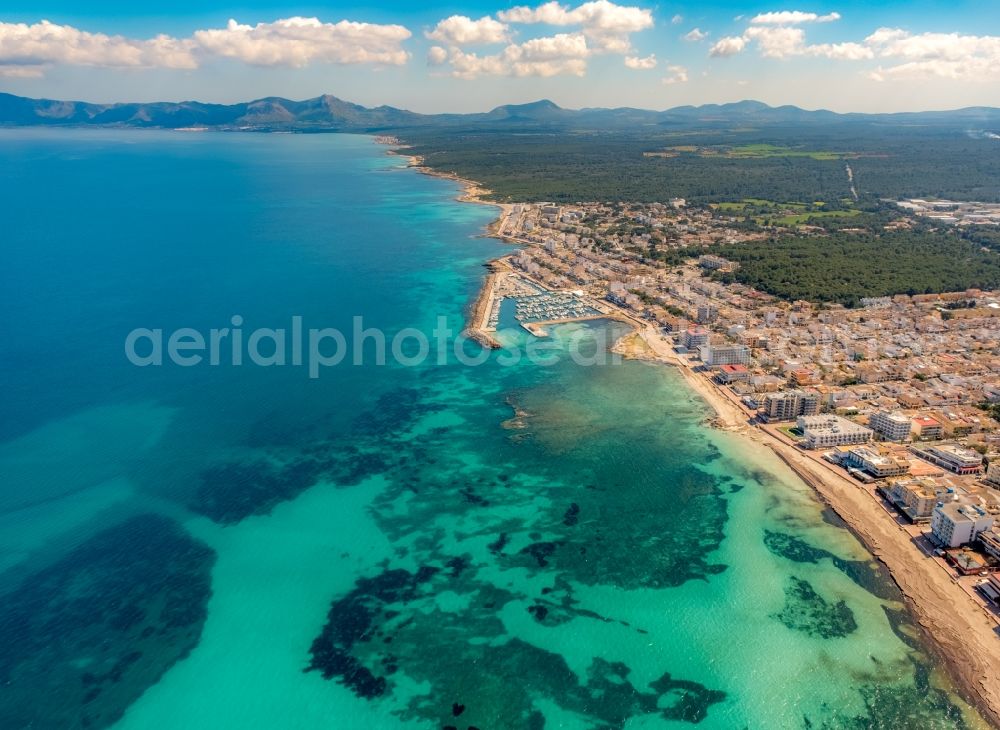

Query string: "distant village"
[[495, 199, 1000, 603]]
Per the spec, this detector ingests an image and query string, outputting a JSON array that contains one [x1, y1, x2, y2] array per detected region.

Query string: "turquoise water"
[[0, 129, 988, 729]]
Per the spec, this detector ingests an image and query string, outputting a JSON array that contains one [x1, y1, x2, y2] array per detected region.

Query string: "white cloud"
[[498, 1, 653, 53], [750, 11, 841, 25], [705, 17, 1000, 75], [518, 31, 590, 59], [425, 15, 508, 45], [624, 53, 656, 69], [193, 17, 411, 67], [499, 0, 653, 33], [662, 64, 688, 84], [683, 28, 708, 42], [0, 19, 197, 70], [744, 25, 806, 57], [809, 41, 872, 60], [712, 21, 874, 60], [0, 16, 413, 75], [865, 28, 1000, 80], [443, 32, 591, 78], [671, 14, 684, 25], [427, 45, 449, 65], [431, 0, 652, 77], [866, 28, 1000, 62], [709, 35, 747, 57]]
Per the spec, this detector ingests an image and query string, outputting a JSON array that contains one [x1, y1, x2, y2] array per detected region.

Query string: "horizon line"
[[4, 90, 1000, 118]]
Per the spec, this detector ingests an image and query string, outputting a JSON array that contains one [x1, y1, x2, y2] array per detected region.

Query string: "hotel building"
[[930, 502, 995, 548], [797, 415, 873, 449], [869, 410, 913, 442], [699, 343, 751, 368], [843, 446, 910, 479], [762, 390, 820, 421]]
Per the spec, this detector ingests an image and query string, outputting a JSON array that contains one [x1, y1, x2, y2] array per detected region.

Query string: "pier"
[[465, 258, 619, 344]]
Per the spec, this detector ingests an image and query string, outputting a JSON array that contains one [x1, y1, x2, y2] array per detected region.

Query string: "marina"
[[511, 291, 603, 324]]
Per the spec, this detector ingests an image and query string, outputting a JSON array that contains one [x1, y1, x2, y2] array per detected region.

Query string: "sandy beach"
[[625, 324, 1000, 728]]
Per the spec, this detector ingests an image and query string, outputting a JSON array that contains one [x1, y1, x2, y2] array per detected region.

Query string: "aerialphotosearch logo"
[[124, 315, 619, 377]]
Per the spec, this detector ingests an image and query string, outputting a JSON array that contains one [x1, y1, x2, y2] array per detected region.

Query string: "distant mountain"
[[0, 92, 424, 130], [2, 91, 999, 132], [479, 99, 572, 123]]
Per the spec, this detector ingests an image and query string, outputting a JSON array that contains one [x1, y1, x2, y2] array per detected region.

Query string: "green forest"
[[700, 231, 1000, 305], [399, 124, 1000, 205]]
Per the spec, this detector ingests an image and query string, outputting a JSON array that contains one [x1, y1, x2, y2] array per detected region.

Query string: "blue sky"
[[1, 1, 998, 112]]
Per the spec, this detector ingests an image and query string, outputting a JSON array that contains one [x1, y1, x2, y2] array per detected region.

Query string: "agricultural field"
[[725, 144, 850, 160], [647, 144, 866, 160]]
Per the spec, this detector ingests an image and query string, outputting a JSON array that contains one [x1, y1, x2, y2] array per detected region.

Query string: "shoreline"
[[380, 137, 1000, 727], [625, 324, 1000, 728], [385, 146, 501, 210], [761, 435, 1000, 727]]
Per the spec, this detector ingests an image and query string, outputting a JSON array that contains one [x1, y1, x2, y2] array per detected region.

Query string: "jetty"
[[465, 262, 505, 349]]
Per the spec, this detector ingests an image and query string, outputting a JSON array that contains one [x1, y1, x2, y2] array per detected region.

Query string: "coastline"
[[381, 138, 1000, 727], [385, 146, 500, 209], [760, 433, 1000, 727], [624, 326, 1000, 728]]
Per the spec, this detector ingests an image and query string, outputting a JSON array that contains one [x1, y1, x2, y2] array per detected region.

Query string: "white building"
[[911, 443, 984, 475], [930, 502, 994, 548], [763, 390, 820, 421], [699, 343, 751, 368], [797, 415, 873, 449], [869, 410, 913, 442], [682, 327, 710, 350], [843, 446, 910, 478]]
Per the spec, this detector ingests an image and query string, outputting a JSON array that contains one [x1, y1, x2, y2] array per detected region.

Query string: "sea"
[[0, 128, 989, 729]]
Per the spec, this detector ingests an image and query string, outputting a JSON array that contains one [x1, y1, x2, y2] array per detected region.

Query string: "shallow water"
[[0, 129, 988, 729]]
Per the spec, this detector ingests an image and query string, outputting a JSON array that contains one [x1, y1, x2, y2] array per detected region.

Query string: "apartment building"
[[888, 479, 945, 522], [869, 410, 913, 442], [763, 390, 820, 421], [682, 327, 710, 350], [912, 416, 944, 441]]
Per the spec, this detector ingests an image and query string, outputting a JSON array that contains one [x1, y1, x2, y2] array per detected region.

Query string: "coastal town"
[[461, 195, 1000, 714]]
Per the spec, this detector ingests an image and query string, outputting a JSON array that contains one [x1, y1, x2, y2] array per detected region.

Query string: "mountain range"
[[2, 92, 1000, 131]]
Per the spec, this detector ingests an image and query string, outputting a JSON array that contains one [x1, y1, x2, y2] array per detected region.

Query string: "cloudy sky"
[[1, 1, 998, 112]]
